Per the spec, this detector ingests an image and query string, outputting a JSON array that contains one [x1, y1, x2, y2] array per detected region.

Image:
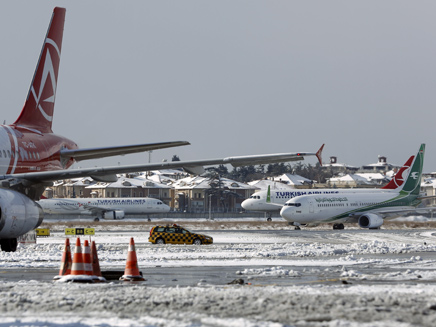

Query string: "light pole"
[[208, 194, 213, 220]]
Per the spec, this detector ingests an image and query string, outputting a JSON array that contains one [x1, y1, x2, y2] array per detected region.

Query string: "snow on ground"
[[1, 219, 436, 326]]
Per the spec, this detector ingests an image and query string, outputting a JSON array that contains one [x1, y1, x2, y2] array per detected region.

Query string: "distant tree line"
[[205, 162, 335, 184]]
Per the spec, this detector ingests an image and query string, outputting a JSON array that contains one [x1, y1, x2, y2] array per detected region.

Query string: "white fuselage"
[[38, 198, 170, 216], [241, 188, 385, 212], [280, 192, 412, 224]]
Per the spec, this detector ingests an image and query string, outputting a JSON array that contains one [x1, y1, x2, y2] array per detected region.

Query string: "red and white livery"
[[0, 8, 322, 252]]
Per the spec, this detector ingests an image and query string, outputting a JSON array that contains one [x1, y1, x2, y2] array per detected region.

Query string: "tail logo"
[[411, 172, 419, 180], [31, 38, 61, 122], [391, 166, 410, 188]]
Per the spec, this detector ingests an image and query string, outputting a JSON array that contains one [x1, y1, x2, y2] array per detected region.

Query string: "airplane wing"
[[60, 141, 190, 161], [1, 145, 324, 183], [80, 203, 112, 216]]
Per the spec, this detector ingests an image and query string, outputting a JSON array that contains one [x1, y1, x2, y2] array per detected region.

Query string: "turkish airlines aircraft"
[[280, 144, 425, 230], [241, 186, 377, 221], [37, 198, 170, 221], [0, 8, 322, 251]]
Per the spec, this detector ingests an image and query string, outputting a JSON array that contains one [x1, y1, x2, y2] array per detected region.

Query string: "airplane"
[[0, 7, 323, 252], [37, 197, 170, 221], [241, 185, 380, 221], [280, 144, 426, 230]]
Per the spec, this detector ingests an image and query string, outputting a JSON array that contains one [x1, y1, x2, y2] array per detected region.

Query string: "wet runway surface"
[[2, 224, 436, 326], [2, 228, 436, 287]]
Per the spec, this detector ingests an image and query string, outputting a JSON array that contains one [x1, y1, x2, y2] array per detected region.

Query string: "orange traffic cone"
[[53, 238, 72, 280], [82, 240, 93, 276], [91, 240, 106, 282], [71, 237, 85, 275], [56, 237, 94, 283], [120, 237, 145, 281]]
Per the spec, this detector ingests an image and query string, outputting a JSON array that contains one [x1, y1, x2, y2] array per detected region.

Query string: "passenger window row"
[[0, 149, 40, 160]]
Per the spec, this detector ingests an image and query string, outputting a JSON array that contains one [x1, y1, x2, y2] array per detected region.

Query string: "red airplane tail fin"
[[381, 155, 414, 190], [13, 7, 65, 133]]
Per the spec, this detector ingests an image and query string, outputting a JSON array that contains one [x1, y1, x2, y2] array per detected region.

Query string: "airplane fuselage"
[[0, 125, 77, 175], [241, 188, 384, 212], [38, 197, 170, 217], [280, 192, 417, 225]]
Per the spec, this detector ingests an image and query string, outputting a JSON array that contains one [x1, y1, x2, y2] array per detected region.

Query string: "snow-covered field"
[[1, 218, 436, 327]]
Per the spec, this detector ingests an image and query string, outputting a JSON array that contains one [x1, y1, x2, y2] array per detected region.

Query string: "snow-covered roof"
[[62, 177, 95, 187], [247, 179, 296, 191], [322, 163, 359, 169], [329, 174, 371, 184], [355, 173, 390, 182], [272, 173, 312, 186], [173, 176, 256, 190], [422, 178, 436, 188], [85, 176, 171, 189]]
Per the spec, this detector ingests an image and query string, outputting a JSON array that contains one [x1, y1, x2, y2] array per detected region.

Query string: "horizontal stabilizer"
[[60, 141, 190, 162]]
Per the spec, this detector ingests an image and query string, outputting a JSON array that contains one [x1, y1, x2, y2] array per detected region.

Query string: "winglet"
[[266, 185, 271, 203], [316, 144, 324, 166]]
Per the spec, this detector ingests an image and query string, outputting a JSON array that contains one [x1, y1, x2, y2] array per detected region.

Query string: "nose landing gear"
[[333, 223, 345, 230]]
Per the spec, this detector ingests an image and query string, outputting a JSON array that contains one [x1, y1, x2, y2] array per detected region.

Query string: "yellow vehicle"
[[148, 224, 213, 245]]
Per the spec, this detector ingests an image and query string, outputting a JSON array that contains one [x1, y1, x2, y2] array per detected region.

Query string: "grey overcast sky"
[[1, 1, 436, 171]]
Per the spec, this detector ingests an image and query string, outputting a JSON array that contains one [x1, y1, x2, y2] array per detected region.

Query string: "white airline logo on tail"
[[31, 38, 60, 122], [411, 172, 419, 179]]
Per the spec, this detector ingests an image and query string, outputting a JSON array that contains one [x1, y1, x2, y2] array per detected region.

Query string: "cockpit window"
[[285, 203, 301, 207]]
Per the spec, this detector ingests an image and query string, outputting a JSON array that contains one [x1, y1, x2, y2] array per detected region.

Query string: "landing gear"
[[333, 223, 344, 230], [94, 217, 100, 222], [0, 238, 18, 252], [265, 213, 272, 222], [291, 222, 301, 230]]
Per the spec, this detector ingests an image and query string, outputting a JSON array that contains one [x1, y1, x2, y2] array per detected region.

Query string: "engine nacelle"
[[0, 189, 44, 238], [103, 210, 125, 220], [358, 213, 384, 229]]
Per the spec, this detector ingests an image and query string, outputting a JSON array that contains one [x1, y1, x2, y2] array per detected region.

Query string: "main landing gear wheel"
[[294, 226, 301, 230], [94, 217, 100, 222], [0, 238, 18, 252], [333, 223, 344, 230], [267, 217, 272, 222]]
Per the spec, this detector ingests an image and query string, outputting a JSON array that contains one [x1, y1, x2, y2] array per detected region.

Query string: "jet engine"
[[0, 189, 44, 251], [358, 213, 384, 229], [103, 210, 125, 220]]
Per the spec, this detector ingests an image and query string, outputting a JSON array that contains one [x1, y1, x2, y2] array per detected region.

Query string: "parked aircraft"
[[241, 186, 380, 221], [0, 8, 322, 251], [38, 198, 170, 221], [280, 144, 425, 230]]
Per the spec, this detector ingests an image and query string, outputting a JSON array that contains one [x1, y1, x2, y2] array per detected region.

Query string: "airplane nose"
[[241, 199, 250, 210], [280, 206, 291, 220]]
